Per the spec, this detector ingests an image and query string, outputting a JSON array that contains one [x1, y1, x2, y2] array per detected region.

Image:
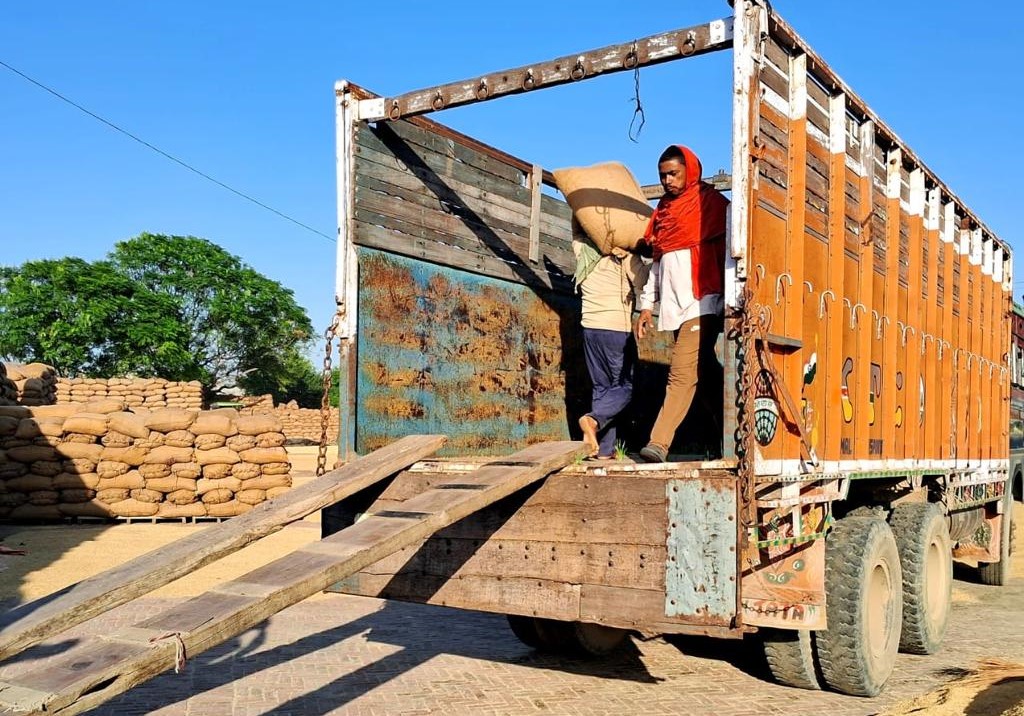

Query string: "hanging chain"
[[316, 320, 338, 477], [734, 286, 762, 542]]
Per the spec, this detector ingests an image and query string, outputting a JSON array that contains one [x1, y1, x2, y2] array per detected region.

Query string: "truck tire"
[[529, 618, 630, 657], [816, 516, 903, 697], [506, 615, 543, 649], [761, 628, 821, 690], [889, 503, 952, 654], [977, 486, 1015, 586]]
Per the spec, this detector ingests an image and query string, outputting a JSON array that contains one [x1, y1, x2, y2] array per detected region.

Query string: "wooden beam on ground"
[[0, 434, 447, 663], [0, 441, 588, 716]]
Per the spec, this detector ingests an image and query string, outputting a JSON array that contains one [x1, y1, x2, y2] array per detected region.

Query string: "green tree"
[[0, 258, 191, 377], [0, 234, 314, 397], [239, 346, 323, 408], [109, 233, 314, 394]]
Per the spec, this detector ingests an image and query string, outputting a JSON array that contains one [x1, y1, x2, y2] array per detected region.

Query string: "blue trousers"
[[582, 327, 637, 456]]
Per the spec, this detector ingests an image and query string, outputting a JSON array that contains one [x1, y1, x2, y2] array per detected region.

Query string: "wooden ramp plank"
[[0, 440, 587, 716], [0, 434, 446, 662]]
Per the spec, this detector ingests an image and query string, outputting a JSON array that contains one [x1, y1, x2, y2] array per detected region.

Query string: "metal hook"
[[624, 42, 639, 69], [845, 299, 866, 329], [570, 56, 586, 80], [388, 99, 401, 121], [804, 280, 813, 294], [476, 78, 489, 99], [818, 290, 835, 319], [775, 273, 793, 305], [432, 91, 446, 111], [754, 263, 766, 285], [872, 311, 890, 340], [938, 339, 951, 360], [679, 30, 697, 56], [899, 322, 916, 346], [522, 69, 536, 90], [920, 333, 935, 356]]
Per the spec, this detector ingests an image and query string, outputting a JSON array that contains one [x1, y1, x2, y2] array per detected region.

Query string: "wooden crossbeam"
[[0, 434, 446, 662], [362, 18, 733, 121], [0, 441, 588, 716]]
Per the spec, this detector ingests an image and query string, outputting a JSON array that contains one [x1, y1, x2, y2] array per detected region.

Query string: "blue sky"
[[2, 1, 1021, 357]]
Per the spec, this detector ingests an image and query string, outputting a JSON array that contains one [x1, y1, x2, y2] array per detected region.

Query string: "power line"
[[0, 58, 335, 243]]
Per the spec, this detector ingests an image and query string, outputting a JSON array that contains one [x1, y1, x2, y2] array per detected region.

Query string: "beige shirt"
[[638, 249, 723, 332], [580, 253, 650, 332]]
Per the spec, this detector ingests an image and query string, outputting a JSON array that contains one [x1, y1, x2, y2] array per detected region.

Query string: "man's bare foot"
[[578, 415, 599, 455]]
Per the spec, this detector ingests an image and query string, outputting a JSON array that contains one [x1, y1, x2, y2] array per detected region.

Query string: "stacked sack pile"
[[2, 363, 58, 406], [239, 397, 339, 445], [0, 401, 291, 521], [0, 364, 17, 406], [56, 378, 203, 410]]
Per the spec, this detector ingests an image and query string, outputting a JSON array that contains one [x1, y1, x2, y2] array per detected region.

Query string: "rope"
[[150, 631, 187, 673]]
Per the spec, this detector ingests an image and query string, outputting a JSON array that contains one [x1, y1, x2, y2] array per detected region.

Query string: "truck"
[[0, 1, 1014, 712], [323, 0, 1016, 698]]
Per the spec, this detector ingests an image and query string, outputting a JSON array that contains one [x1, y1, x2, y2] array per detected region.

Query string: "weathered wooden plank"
[[354, 149, 572, 243], [0, 434, 446, 662], [354, 220, 573, 293], [0, 441, 588, 716]]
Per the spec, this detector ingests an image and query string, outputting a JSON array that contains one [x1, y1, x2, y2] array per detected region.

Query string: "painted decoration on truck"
[[753, 370, 780, 446], [841, 357, 854, 423]]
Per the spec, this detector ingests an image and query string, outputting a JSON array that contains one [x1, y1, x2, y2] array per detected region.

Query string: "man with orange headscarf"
[[634, 145, 729, 462]]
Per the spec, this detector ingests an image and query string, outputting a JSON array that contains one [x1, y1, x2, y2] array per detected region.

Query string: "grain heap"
[[56, 378, 203, 410], [2, 363, 58, 406], [0, 402, 291, 521]]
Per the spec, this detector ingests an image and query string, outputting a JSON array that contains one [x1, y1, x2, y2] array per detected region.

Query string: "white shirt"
[[638, 247, 723, 332]]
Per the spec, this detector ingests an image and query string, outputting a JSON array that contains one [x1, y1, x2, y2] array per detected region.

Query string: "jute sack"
[[239, 474, 290, 491], [6, 445, 57, 463], [101, 446, 149, 467], [96, 461, 130, 479], [194, 434, 226, 451], [62, 413, 110, 437], [196, 448, 240, 466], [59, 500, 113, 518], [97, 471, 145, 491], [96, 488, 131, 504], [6, 474, 53, 492], [8, 417, 34, 438], [62, 433, 99, 444], [28, 404, 82, 419], [56, 442, 104, 462], [0, 493, 27, 508], [32, 436, 62, 448], [197, 477, 242, 495], [158, 501, 207, 518], [261, 462, 291, 476], [192, 411, 238, 438], [60, 488, 95, 503], [28, 490, 60, 506], [143, 446, 194, 466], [255, 432, 286, 449], [202, 463, 234, 479], [108, 412, 150, 439], [552, 161, 652, 253], [225, 434, 257, 452], [201, 488, 234, 505], [171, 462, 202, 480], [206, 500, 251, 518], [144, 409, 197, 433], [239, 447, 288, 465], [236, 415, 280, 436], [231, 462, 261, 481], [0, 462, 27, 479], [0, 406, 31, 419], [53, 472, 100, 490], [164, 430, 195, 448], [62, 458, 97, 475], [109, 497, 159, 517], [29, 460, 63, 477], [166, 488, 198, 505], [146, 476, 197, 493], [130, 488, 164, 504], [82, 399, 126, 415], [266, 486, 290, 499], [236, 488, 266, 505], [140, 463, 173, 480], [19, 418, 64, 438], [9, 504, 61, 520], [101, 431, 133, 448]]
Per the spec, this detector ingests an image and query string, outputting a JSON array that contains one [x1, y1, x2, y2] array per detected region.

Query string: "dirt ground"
[[0, 449, 1020, 714]]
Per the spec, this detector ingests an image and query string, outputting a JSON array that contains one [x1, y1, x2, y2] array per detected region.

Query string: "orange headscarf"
[[644, 145, 729, 298]]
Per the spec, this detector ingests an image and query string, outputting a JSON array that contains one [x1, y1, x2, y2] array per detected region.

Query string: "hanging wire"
[[0, 58, 334, 243], [627, 43, 645, 143]]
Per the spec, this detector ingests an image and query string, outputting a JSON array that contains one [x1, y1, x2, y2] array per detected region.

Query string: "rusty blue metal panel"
[[356, 248, 588, 456], [665, 476, 738, 624]]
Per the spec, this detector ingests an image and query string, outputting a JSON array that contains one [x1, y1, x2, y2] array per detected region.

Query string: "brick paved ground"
[[2, 563, 1020, 716]]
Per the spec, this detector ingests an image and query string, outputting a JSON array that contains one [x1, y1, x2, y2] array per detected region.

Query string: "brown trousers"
[[648, 313, 723, 450]]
